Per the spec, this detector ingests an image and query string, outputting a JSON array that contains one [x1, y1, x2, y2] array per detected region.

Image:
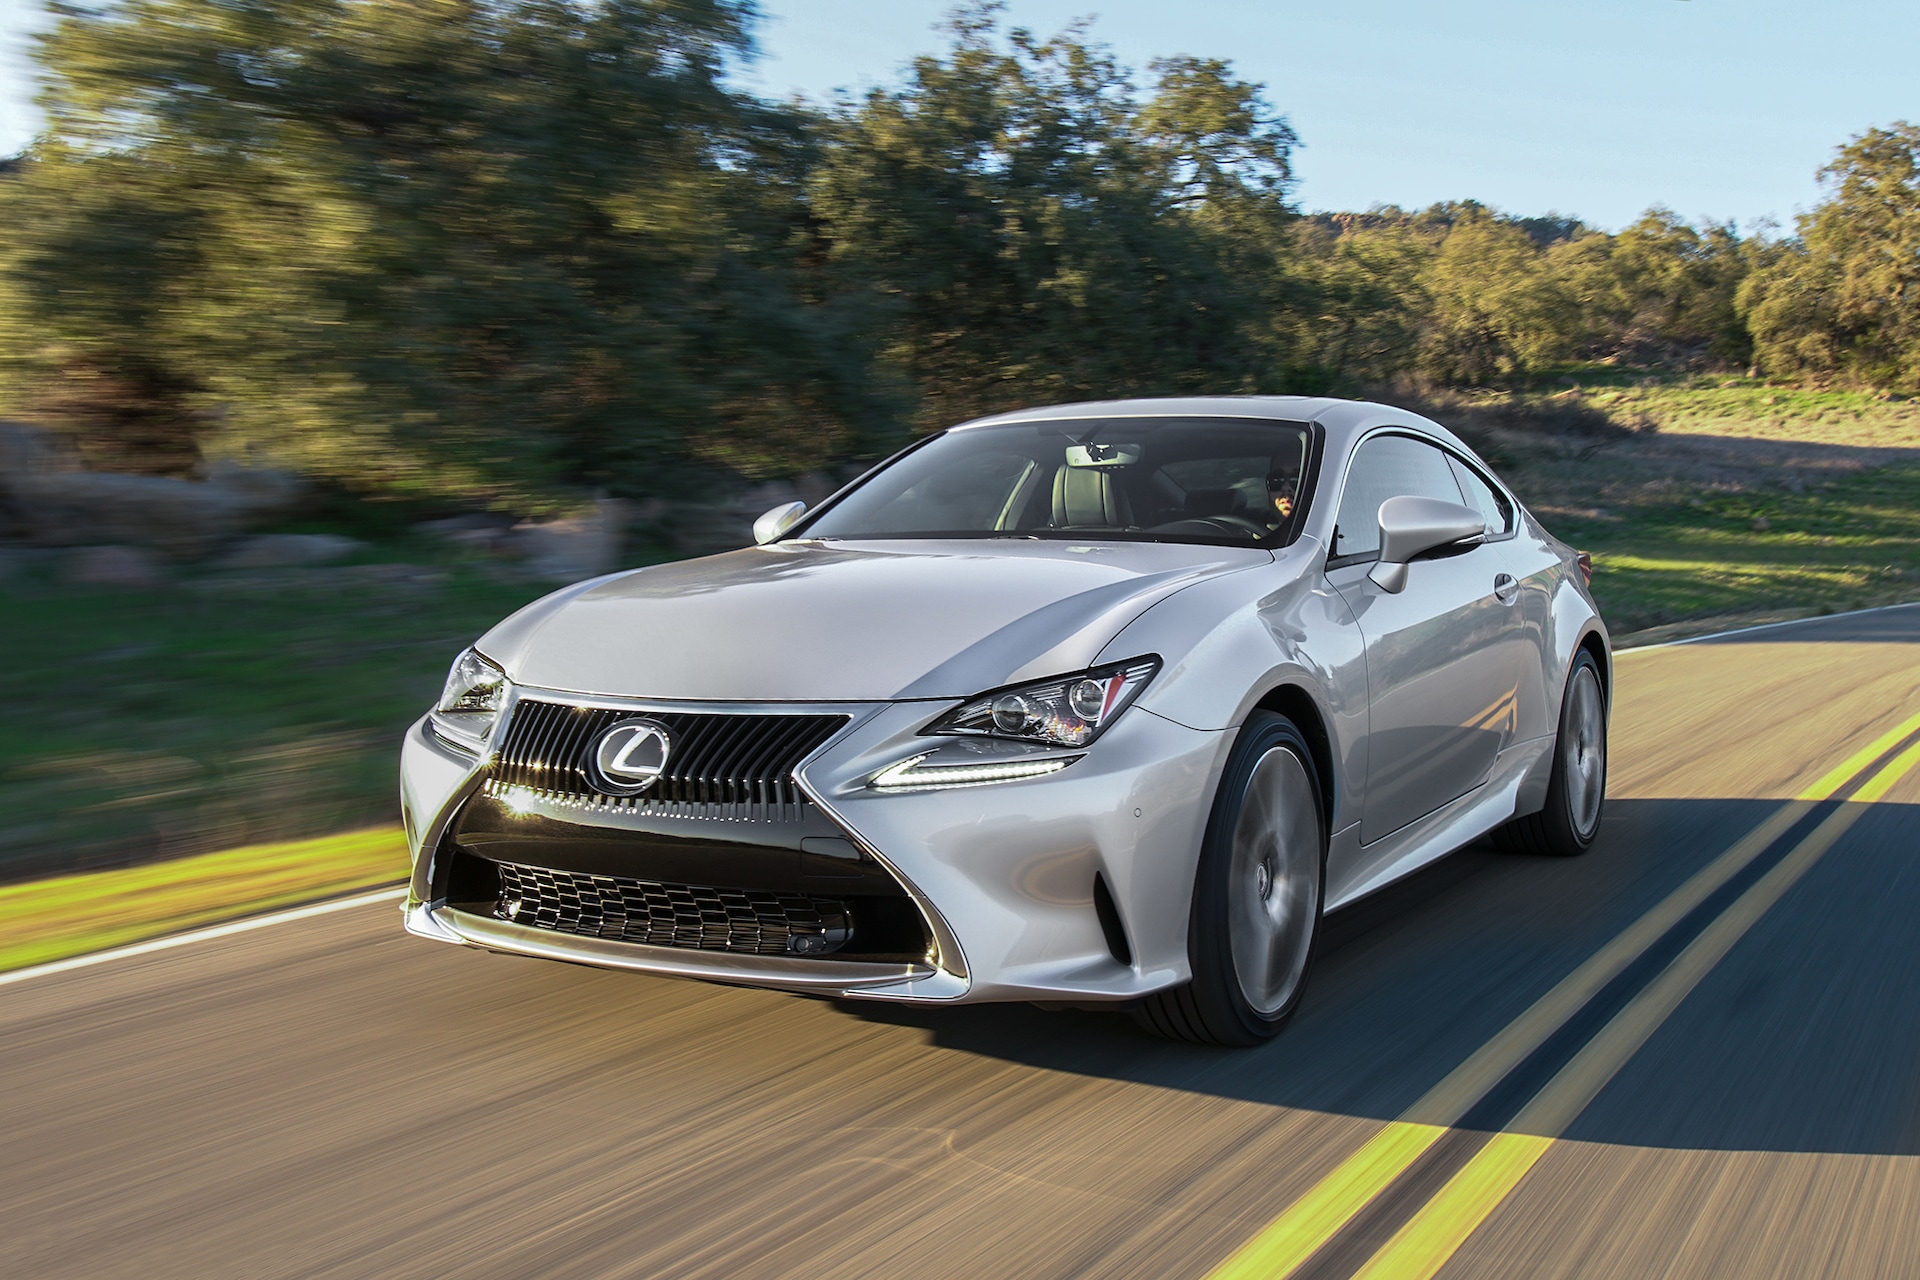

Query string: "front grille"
[[487, 700, 848, 819], [495, 861, 851, 956]]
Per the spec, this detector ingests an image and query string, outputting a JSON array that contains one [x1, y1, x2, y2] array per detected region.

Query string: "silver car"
[[399, 396, 1609, 1045]]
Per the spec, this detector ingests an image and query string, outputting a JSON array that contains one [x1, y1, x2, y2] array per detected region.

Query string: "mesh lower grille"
[[494, 861, 851, 957]]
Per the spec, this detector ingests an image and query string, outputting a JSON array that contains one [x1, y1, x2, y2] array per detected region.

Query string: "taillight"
[[1575, 551, 1593, 587]]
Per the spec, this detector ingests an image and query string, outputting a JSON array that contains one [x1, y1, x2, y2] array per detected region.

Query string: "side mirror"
[[1368, 496, 1486, 592], [752, 500, 807, 545]]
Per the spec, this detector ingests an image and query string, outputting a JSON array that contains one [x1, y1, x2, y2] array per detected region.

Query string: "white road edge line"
[[0, 887, 408, 990], [1615, 599, 1920, 655]]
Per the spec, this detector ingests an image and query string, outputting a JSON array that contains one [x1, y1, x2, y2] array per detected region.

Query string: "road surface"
[[8, 607, 1920, 1279]]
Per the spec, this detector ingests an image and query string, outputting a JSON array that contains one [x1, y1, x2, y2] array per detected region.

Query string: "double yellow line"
[[1209, 707, 1920, 1280]]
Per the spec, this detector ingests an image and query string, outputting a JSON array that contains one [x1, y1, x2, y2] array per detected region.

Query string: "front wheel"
[[1495, 649, 1607, 857], [1133, 712, 1326, 1046]]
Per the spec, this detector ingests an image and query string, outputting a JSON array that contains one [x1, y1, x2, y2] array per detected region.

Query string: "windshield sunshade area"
[[801, 417, 1316, 547]]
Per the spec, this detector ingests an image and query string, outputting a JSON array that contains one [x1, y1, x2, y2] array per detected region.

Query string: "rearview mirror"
[[1368, 496, 1486, 592], [752, 501, 807, 545]]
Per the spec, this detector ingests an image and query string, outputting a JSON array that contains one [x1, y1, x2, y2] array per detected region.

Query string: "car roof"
[[950, 395, 1472, 459]]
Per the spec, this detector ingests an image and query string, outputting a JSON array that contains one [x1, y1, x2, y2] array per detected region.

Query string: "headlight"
[[429, 647, 508, 754], [925, 657, 1159, 748]]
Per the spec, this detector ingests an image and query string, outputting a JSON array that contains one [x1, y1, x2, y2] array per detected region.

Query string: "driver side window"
[[1331, 435, 1465, 559]]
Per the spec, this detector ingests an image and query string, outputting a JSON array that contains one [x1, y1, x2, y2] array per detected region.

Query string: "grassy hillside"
[[1434, 375, 1920, 640], [0, 560, 549, 879]]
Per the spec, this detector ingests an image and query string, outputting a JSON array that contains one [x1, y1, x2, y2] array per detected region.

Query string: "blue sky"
[[5, 0, 1916, 231]]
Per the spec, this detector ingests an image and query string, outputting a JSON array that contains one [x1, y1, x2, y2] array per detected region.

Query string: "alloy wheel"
[[1226, 746, 1322, 1016], [1563, 665, 1606, 840]]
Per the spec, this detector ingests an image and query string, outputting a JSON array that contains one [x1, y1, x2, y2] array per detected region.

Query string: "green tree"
[[1550, 208, 1750, 367], [1416, 210, 1580, 384], [1741, 123, 1920, 387], [808, 6, 1302, 429], [1277, 211, 1435, 387], [0, 0, 890, 502]]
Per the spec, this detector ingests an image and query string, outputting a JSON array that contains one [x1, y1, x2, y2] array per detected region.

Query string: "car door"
[[1323, 433, 1528, 843], [1445, 450, 1559, 742]]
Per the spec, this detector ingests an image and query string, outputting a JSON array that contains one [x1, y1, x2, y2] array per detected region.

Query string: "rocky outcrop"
[[509, 498, 629, 581], [0, 422, 310, 559], [416, 513, 518, 555], [2, 414, 875, 588], [64, 545, 168, 589], [210, 533, 363, 569]]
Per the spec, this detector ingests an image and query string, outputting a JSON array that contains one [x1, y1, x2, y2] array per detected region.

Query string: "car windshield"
[[801, 417, 1314, 546]]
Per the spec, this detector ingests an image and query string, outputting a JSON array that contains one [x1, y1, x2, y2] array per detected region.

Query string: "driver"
[[1266, 472, 1297, 521]]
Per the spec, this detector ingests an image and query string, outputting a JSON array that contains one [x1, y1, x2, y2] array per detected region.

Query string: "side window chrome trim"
[[1323, 426, 1521, 568]]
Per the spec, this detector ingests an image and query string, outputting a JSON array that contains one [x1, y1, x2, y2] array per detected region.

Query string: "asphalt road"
[[9, 607, 1920, 1280]]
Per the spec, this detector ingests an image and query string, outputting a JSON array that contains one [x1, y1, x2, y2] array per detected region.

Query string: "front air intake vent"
[[494, 861, 851, 956], [486, 699, 847, 819]]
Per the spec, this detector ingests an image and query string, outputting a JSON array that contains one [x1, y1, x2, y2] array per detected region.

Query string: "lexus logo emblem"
[[592, 718, 674, 794]]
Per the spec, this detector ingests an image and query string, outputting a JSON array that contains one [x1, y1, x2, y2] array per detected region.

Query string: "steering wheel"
[[1201, 513, 1270, 539]]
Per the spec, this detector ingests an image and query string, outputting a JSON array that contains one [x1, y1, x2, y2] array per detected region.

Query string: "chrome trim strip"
[[503, 685, 901, 719], [476, 782, 818, 826], [432, 905, 936, 991]]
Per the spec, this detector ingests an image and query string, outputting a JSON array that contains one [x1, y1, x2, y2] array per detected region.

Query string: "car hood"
[[481, 539, 1272, 702]]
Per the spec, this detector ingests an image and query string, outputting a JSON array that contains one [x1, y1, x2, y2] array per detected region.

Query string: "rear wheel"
[[1133, 712, 1326, 1046], [1495, 649, 1607, 857]]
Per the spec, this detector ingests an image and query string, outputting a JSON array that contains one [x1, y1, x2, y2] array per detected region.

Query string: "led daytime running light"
[[870, 753, 1081, 791]]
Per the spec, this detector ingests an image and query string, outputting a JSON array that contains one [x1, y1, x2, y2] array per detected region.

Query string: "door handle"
[[1493, 573, 1519, 603]]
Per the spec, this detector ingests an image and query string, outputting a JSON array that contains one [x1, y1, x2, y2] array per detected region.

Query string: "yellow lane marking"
[[1853, 737, 1920, 803], [1207, 1124, 1448, 1280], [1799, 706, 1920, 802], [1348, 738, 1920, 1280], [1204, 704, 1920, 1280], [1203, 803, 1797, 1279], [1347, 1134, 1555, 1280], [1401, 802, 1803, 1128]]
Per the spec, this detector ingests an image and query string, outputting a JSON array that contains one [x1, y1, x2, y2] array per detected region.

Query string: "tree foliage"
[[2, 0, 888, 501], [1741, 123, 1920, 386], [2, 3, 1916, 509], [808, 12, 1302, 428]]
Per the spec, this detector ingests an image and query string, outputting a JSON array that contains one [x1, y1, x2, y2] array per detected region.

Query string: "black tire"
[[1494, 649, 1608, 857], [1133, 711, 1327, 1046]]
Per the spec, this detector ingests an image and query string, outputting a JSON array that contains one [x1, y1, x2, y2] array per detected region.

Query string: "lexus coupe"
[[400, 397, 1609, 1044]]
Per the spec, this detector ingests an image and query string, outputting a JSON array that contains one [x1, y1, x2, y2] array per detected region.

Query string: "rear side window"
[[1332, 435, 1464, 558], [1447, 456, 1515, 536]]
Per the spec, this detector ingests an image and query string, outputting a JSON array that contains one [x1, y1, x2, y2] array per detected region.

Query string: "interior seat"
[[1051, 466, 1133, 528], [1229, 478, 1268, 516]]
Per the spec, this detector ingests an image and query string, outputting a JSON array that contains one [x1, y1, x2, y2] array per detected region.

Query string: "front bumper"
[[400, 691, 1229, 1003]]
